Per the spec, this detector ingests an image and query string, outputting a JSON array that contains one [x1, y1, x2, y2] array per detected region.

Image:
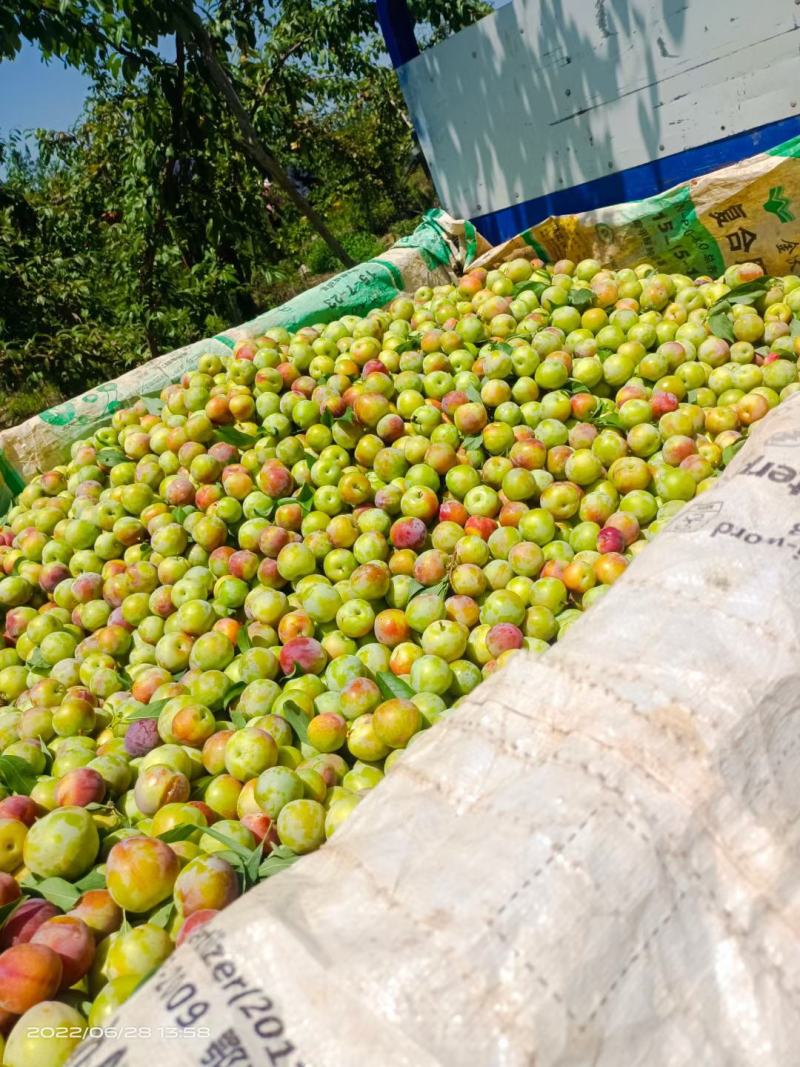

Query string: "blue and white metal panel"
[[378, 0, 800, 244]]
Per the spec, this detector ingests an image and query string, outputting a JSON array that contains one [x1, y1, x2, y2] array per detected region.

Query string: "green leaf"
[[122, 697, 169, 722], [335, 407, 355, 425], [394, 333, 420, 353], [280, 699, 309, 745], [214, 849, 247, 876], [195, 825, 253, 861], [139, 396, 164, 415], [120, 911, 132, 935], [720, 276, 775, 306], [244, 846, 263, 886], [74, 867, 107, 893], [707, 279, 776, 343], [275, 482, 314, 517], [461, 433, 484, 451], [214, 426, 257, 447], [172, 505, 196, 525], [430, 578, 450, 599], [149, 901, 176, 929], [25, 647, 51, 677], [490, 342, 513, 355], [281, 661, 306, 681], [512, 280, 547, 299], [21, 876, 80, 911], [465, 386, 483, 404], [708, 301, 735, 343], [563, 378, 592, 396], [0, 755, 39, 796], [189, 775, 215, 800], [594, 412, 626, 431], [790, 318, 800, 338], [404, 578, 427, 602], [96, 448, 127, 468], [223, 680, 246, 710], [376, 671, 414, 701], [722, 437, 748, 466], [567, 288, 594, 312], [236, 628, 251, 654], [258, 845, 300, 880], [230, 708, 247, 729], [157, 823, 201, 844], [0, 897, 25, 929]]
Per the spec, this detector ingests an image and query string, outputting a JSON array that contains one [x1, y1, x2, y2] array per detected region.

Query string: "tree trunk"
[[182, 17, 354, 269]]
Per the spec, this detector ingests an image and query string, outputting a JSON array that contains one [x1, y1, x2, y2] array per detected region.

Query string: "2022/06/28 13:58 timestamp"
[[24, 1026, 212, 1040]]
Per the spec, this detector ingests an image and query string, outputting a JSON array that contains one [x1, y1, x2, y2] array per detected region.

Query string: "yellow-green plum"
[[23, 806, 99, 880], [106, 835, 179, 913]]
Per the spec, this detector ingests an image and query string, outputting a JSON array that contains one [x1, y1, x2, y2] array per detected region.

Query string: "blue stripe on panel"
[[376, 0, 420, 68], [470, 114, 800, 245]]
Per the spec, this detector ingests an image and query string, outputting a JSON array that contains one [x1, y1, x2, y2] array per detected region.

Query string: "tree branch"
[[179, 14, 354, 268], [263, 37, 308, 90]]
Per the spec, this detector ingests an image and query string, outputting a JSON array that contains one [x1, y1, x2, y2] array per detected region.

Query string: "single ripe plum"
[[87, 975, 140, 1029], [241, 812, 279, 849], [104, 923, 174, 980], [224, 727, 278, 782], [339, 676, 382, 721], [0, 872, 20, 907], [0, 899, 60, 950], [254, 767, 304, 819], [372, 699, 422, 749], [0, 943, 62, 1013], [3, 1001, 85, 1067], [176, 908, 219, 948], [306, 712, 347, 753], [68, 889, 122, 941], [0, 818, 27, 874], [106, 835, 179, 913], [134, 763, 190, 815], [486, 623, 524, 659], [323, 795, 361, 839], [278, 637, 327, 676], [276, 799, 326, 854], [31, 915, 95, 988], [173, 854, 240, 916], [55, 767, 106, 808], [123, 716, 160, 756], [0, 795, 41, 827], [23, 807, 99, 881]]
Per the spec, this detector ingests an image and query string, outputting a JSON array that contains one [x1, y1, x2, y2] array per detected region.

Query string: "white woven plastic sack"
[[70, 395, 800, 1067]]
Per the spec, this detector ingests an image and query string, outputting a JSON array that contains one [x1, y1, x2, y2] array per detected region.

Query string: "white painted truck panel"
[[397, 0, 800, 219]]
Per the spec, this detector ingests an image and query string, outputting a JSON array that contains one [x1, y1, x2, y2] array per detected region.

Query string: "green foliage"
[[304, 232, 385, 275], [0, 0, 490, 420]]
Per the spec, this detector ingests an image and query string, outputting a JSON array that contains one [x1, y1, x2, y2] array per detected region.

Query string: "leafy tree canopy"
[[0, 0, 490, 418]]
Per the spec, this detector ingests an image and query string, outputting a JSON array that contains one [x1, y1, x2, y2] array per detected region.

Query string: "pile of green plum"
[[0, 253, 798, 1065]]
